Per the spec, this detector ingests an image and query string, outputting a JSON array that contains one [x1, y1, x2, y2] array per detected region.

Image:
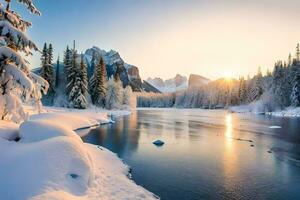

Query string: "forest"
[[137, 44, 300, 112]]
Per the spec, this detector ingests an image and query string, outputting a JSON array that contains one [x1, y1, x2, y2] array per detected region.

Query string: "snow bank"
[[0, 137, 94, 199], [0, 108, 157, 200], [266, 107, 300, 117], [19, 120, 81, 143], [0, 120, 18, 140]]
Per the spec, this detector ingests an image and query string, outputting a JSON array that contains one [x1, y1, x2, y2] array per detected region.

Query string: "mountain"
[[33, 46, 161, 98], [188, 74, 210, 88], [83, 47, 141, 90], [147, 74, 188, 93]]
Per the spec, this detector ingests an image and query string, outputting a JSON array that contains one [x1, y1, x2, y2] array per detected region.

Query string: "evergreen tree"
[[296, 43, 300, 63], [114, 64, 121, 82], [238, 76, 247, 104], [55, 56, 60, 88], [41, 43, 48, 71], [288, 53, 292, 67], [41, 43, 54, 93], [105, 77, 123, 109], [0, 0, 48, 122], [90, 56, 107, 107], [66, 41, 78, 100], [70, 54, 88, 109], [88, 51, 96, 79], [249, 68, 263, 102], [290, 69, 300, 107], [272, 62, 290, 108], [64, 45, 72, 90], [48, 43, 53, 67]]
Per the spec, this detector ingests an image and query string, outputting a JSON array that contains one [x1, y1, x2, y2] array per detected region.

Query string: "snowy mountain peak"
[[147, 74, 188, 93]]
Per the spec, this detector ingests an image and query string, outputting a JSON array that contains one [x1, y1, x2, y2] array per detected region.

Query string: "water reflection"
[[225, 114, 233, 138], [82, 109, 300, 200], [223, 114, 239, 199]]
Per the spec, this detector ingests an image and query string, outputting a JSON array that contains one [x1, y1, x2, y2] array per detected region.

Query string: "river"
[[82, 108, 300, 200]]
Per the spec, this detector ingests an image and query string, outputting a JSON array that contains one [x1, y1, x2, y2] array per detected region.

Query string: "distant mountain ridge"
[[147, 74, 188, 93], [32, 46, 161, 96]]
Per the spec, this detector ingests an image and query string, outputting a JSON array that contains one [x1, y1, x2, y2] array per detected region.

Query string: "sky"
[[11, 0, 300, 80]]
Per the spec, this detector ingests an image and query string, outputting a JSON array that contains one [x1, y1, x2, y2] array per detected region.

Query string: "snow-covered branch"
[[17, 0, 41, 15]]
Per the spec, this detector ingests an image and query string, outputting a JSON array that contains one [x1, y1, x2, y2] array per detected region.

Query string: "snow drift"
[[0, 108, 157, 200]]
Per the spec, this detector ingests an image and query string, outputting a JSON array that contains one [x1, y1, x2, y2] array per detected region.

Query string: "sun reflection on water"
[[225, 114, 233, 138], [223, 113, 239, 198]]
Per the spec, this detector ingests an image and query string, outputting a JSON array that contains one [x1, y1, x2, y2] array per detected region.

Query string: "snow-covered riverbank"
[[0, 107, 158, 200], [230, 105, 300, 117]]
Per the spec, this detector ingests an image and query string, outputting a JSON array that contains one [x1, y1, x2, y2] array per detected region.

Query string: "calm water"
[[82, 109, 300, 200]]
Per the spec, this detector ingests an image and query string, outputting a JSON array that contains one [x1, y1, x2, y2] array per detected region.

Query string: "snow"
[[0, 120, 18, 140], [269, 126, 282, 129], [266, 107, 300, 117], [0, 107, 157, 200], [230, 104, 300, 118]]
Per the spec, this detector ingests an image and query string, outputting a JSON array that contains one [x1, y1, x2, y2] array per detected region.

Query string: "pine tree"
[[296, 43, 300, 63], [238, 76, 247, 104], [64, 45, 72, 91], [272, 62, 291, 108], [250, 68, 263, 102], [41, 43, 54, 93], [105, 77, 123, 109], [71, 54, 88, 109], [290, 69, 300, 107], [0, 1, 48, 122], [88, 51, 96, 79], [41, 43, 48, 72], [114, 64, 121, 82], [55, 56, 60, 88], [288, 53, 292, 67], [90, 56, 107, 107], [66, 41, 78, 100]]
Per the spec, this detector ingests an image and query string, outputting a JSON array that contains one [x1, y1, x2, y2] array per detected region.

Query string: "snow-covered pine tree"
[[88, 51, 96, 79], [48, 43, 54, 90], [272, 61, 291, 108], [296, 43, 300, 63], [90, 56, 107, 107], [70, 54, 88, 109], [0, 0, 48, 122], [123, 85, 136, 108], [249, 68, 263, 102], [66, 41, 78, 103], [40, 43, 54, 93], [55, 56, 60, 88], [238, 76, 247, 104], [290, 68, 300, 107], [63, 45, 72, 91], [105, 77, 121, 109]]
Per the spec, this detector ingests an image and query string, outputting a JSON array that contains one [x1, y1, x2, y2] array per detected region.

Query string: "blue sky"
[[11, 0, 300, 80]]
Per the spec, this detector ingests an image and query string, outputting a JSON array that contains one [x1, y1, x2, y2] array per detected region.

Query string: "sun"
[[224, 71, 233, 81]]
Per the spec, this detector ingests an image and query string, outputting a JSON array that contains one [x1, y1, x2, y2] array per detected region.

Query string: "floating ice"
[[269, 126, 281, 129]]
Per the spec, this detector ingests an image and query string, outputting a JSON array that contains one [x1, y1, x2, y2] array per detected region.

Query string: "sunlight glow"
[[225, 114, 233, 138], [224, 71, 233, 81]]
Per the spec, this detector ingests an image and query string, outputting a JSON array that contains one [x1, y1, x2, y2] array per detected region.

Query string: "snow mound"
[[29, 111, 110, 131], [0, 136, 94, 200], [0, 120, 19, 140], [0, 108, 157, 200], [19, 120, 81, 143]]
